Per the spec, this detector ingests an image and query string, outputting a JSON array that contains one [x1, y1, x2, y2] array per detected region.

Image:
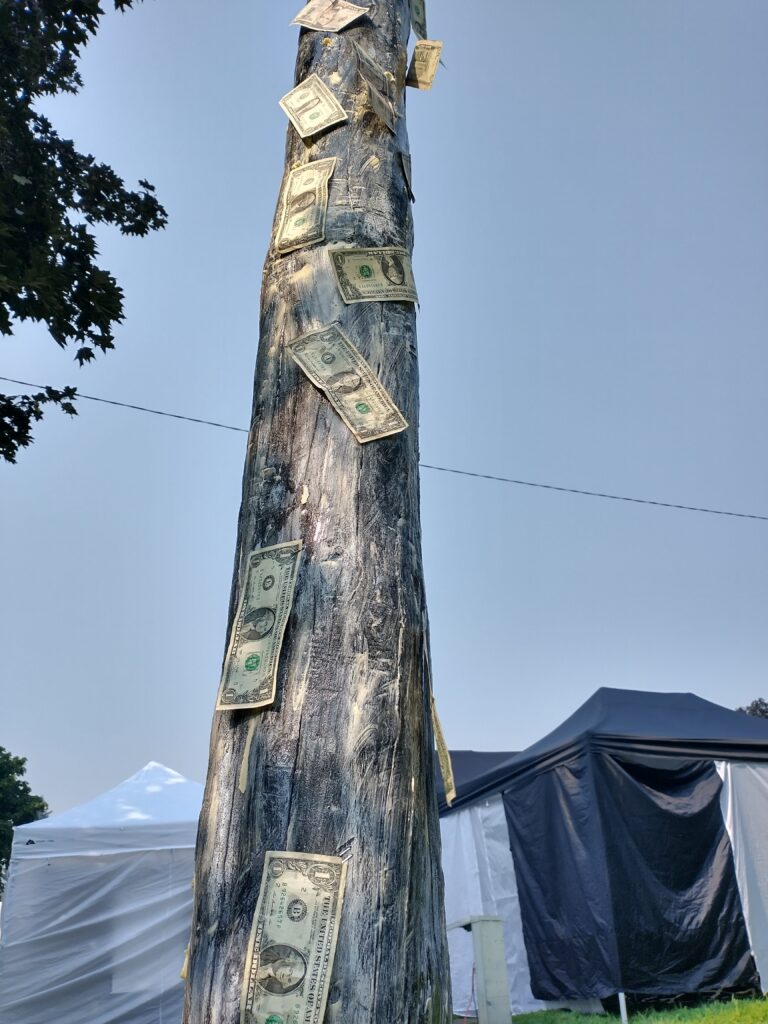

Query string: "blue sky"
[[2, 0, 767, 811]]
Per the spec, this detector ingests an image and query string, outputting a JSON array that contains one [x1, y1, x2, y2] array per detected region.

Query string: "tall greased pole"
[[183, 1, 451, 1021]]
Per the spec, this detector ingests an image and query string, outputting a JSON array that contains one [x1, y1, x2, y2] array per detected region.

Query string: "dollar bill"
[[399, 151, 415, 202], [365, 79, 397, 133], [291, 0, 368, 33], [217, 541, 302, 710], [431, 695, 456, 806], [352, 40, 394, 100], [275, 158, 337, 255], [406, 40, 442, 90], [288, 324, 408, 443], [411, 0, 427, 39], [329, 247, 418, 304], [280, 75, 347, 139], [240, 852, 347, 1024], [352, 41, 397, 133]]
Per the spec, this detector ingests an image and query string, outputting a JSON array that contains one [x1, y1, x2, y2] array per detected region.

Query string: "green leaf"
[[0, 0, 163, 460]]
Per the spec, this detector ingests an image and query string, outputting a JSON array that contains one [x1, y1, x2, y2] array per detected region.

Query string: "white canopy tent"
[[0, 762, 202, 1024]]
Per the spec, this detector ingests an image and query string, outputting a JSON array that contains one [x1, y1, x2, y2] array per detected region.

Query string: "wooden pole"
[[183, 2, 451, 1022]]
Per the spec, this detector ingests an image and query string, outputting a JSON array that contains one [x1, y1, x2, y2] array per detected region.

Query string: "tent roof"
[[13, 762, 203, 856], [442, 688, 768, 814], [436, 749, 514, 813]]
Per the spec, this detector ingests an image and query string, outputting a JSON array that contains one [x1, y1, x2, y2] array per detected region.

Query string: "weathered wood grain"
[[183, 3, 451, 1021]]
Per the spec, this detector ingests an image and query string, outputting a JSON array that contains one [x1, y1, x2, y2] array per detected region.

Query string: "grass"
[[454, 1001, 768, 1024], [504, 998, 767, 1024]]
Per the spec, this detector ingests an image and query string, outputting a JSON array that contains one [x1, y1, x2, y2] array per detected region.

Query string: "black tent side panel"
[[506, 750, 760, 1002], [503, 754, 621, 1000], [593, 754, 759, 996]]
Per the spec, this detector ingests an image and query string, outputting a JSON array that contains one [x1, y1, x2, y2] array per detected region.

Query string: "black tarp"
[[442, 689, 768, 1001], [594, 756, 755, 995], [504, 751, 758, 998]]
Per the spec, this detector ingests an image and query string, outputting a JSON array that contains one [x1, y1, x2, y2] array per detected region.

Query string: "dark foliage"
[[0, 0, 166, 462], [737, 698, 768, 719], [0, 746, 48, 895]]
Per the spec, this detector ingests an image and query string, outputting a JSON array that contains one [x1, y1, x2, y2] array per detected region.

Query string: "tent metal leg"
[[618, 991, 629, 1023]]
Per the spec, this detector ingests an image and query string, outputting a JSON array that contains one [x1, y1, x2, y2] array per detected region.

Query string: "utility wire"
[[0, 377, 246, 434], [418, 464, 767, 521], [2, 375, 766, 522]]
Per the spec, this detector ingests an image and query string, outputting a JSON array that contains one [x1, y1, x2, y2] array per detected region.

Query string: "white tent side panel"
[[440, 794, 600, 1016], [0, 763, 201, 1024], [717, 761, 768, 993], [0, 847, 194, 1024]]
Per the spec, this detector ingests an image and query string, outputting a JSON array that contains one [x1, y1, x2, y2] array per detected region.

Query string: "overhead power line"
[[2, 375, 766, 523], [1, 377, 247, 434], [417, 464, 767, 521]]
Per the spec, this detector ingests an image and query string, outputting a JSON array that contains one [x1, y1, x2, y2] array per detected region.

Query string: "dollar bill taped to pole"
[[411, 0, 427, 40], [275, 158, 337, 255], [406, 40, 443, 90], [240, 852, 348, 1024], [280, 75, 347, 139], [431, 695, 456, 806], [291, 0, 369, 33], [399, 151, 415, 202], [288, 324, 408, 443], [424, 649, 455, 805], [216, 541, 302, 711], [329, 247, 418, 304], [352, 41, 397, 133]]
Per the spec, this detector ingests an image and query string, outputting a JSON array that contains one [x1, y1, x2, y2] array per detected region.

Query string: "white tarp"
[[716, 760, 768, 993], [439, 793, 600, 1016], [0, 762, 203, 1024]]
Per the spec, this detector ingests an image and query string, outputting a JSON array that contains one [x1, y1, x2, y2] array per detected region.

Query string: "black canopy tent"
[[438, 688, 768, 1003], [441, 688, 768, 812]]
